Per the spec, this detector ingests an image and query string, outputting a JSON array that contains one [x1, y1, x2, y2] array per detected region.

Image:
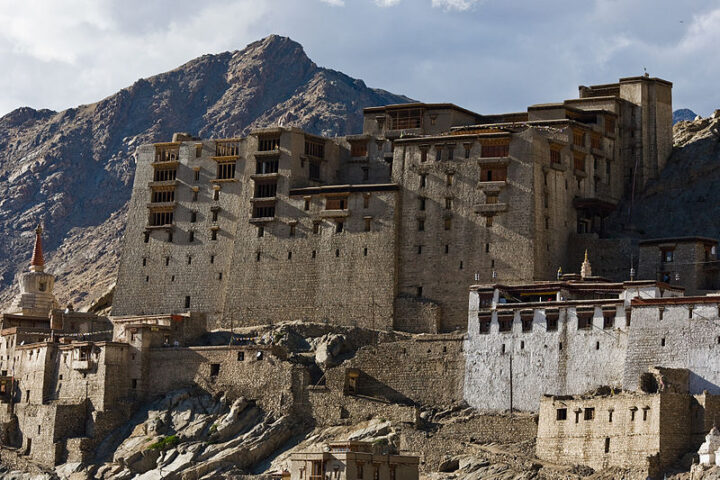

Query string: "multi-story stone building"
[[113, 75, 674, 333], [638, 236, 720, 295]]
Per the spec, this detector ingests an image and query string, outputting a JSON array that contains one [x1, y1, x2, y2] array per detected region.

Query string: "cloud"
[[431, 0, 482, 11], [0, 0, 719, 118]]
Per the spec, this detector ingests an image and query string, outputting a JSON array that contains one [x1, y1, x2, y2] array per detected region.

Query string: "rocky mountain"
[[0, 35, 412, 311], [673, 108, 698, 124], [609, 110, 720, 238]]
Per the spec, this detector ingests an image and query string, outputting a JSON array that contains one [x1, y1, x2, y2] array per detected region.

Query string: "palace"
[[113, 75, 673, 333]]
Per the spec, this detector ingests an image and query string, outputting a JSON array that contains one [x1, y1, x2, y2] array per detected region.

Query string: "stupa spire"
[[30, 225, 45, 272], [580, 249, 592, 279]]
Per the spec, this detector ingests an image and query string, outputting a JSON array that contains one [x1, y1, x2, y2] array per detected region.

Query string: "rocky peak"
[[0, 35, 413, 311]]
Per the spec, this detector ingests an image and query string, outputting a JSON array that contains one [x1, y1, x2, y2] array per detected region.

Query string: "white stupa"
[[9, 226, 59, 317], [698, 426, 720, 465]]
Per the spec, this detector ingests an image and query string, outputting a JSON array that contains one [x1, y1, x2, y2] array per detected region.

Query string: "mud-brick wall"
[[146, 346, 297, 415], [305, 387, 418, 426], [325, 335, 465, 407], [400, 414, 538, 471]]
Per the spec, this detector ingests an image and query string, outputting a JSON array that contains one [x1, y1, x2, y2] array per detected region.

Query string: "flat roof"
[[639, 236, 717, 246], [363, 102, 482, 119]]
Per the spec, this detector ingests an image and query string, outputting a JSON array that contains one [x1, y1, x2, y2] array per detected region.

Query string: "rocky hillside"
[[608, 110, 720, 238], [0, 35, 411, 311]]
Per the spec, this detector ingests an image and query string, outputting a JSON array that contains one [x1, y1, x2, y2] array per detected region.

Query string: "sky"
[[1, 0, 719, 118]]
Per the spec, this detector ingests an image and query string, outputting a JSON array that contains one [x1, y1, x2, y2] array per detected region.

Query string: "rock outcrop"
[[0, 35, 412, 311], [608, 111, 720, 238]]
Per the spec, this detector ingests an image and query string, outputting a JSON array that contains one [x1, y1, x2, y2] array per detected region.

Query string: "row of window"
[[417, 217, 455, 231], [419, 144, 510, 163], [254, 246, 371, 261], [478, 312, 625, 334], [144, 227, 219, 243], [556, 406, 649, 423]]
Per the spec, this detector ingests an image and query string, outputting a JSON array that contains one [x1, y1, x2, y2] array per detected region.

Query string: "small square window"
[[556, 408, 567, 421], [210, 363, 220, 376]]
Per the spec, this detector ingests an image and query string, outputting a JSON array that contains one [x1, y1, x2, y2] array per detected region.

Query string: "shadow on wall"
[[689, 372, 720, 395], [351, 369, 414, 406]]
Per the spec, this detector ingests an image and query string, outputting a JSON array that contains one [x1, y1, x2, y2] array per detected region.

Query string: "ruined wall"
[[146, 345, 297, 415], [465, 295, 629, 412], [623, 301, 720, 394], [400, 414, 537, 471], [324, 336, 465, 407], [305, 388, 418, 426]]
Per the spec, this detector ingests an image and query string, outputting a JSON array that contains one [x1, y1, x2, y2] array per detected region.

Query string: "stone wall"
[[324, 336, 465, 407], [305, 387, 418, 426], [146, 345, 298, 416], [465, 297, 629, 412], [623, 299, 720, 394], [400, 414, 537, 471], [536, 392, 696, 476]]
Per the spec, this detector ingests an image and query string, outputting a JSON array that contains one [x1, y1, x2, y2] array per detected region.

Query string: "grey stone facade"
[[113, 76, 674, 334]]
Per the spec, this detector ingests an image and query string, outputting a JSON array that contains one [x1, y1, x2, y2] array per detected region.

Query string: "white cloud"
[[374, 0, 401, 6], [319, 0, 345, 5], [431, 0, 482, 11]]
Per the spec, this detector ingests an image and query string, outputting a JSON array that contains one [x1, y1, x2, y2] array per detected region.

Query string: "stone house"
[[638, 236, 719, 295], [536, 389, 720, 477], [289, 441, 419, 480]]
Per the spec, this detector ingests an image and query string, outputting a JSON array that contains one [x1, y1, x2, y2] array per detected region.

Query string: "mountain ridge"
[[0, 34, 413, 310]]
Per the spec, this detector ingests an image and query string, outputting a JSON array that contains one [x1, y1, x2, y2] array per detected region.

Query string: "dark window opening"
[[256, 158, 279, 174], [479, 318, 491, 334], [210, 363, 220, 376], [498, 317, 512, 332], [252, 205, 275, 218], [184, 296, 191, 309], [556, 408, 567, 420], [216, 161, 236, 180], [258, 137, 280, 151]]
